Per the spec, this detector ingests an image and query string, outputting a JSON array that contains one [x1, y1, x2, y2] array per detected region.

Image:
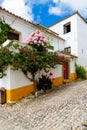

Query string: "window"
[[7, 32, 19, 40], [7, 30, 20, 40], [64, 22, 71, 34], [64, 46, 71, 53]]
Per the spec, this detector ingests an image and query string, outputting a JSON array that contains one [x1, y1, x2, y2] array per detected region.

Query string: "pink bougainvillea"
[[25, 30, 47, 47]]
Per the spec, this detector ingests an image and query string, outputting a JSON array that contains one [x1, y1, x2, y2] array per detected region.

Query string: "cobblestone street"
[[0, 80, 87, 130]]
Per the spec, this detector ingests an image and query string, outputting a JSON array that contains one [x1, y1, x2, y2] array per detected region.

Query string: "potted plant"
[[36, 72, 53, 92]]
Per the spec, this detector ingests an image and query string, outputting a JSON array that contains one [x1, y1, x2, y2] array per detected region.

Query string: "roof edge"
[[48, 11, 87, 28], [0, 6, 65, 40]]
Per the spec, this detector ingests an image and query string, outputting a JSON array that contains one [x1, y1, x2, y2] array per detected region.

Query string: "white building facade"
[[49, 12, 87, 69], [0, 7, 76, 102]]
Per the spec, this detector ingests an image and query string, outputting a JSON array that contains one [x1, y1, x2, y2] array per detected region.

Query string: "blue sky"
[[0, 0, 87, 27]]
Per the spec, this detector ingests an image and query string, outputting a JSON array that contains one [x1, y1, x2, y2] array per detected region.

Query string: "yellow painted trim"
[[86, 71, 87, 77], [6, 74, 76, 102], [70, 73, 77, 81], [6, 77, 63, 102], [52, 76, 63, 88], [6, 84, 35, 102]]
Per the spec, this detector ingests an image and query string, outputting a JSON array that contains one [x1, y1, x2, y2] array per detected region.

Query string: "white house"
[[0, 7, 76, 102], [49, 12, 87, 70]]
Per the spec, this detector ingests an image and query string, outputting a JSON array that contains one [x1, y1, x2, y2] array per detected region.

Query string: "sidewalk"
[[0, 80, 87, 130]]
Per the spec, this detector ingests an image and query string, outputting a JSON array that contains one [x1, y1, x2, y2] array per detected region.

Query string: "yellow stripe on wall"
[[52, 76, 63, 88], [70, 73, 77, 81], [6, 77, 63, 102], [6, 84, 35, 102], [6, 74, 76, 102]]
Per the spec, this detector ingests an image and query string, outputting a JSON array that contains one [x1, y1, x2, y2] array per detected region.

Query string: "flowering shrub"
[[0, 44, 13, 78], [26, 30, 50, 51], [0, 29, 60, 95], [26, 30, 47, 46]]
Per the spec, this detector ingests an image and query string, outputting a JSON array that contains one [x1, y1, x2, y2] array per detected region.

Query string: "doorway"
[[63, 61, 69, 80]]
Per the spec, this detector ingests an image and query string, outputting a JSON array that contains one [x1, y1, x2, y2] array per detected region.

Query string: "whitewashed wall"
[[0, 66, 10, 89], [76, 15, 87, 69], [0, 66, 32, 90], [10, 69, 33, 89], [9, 64, 63, 90], [52, 65, 62, 78], [70, 60, 76, 73], [46, 33, 65, 51]]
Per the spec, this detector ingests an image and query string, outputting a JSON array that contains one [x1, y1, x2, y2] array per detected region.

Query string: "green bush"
[[0, 18, 10, 45], [75, 64, 86, 79]]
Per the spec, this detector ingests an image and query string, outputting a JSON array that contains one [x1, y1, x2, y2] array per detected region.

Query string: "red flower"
[[49, 72, 53, 76], [52, 78, 55, 80]]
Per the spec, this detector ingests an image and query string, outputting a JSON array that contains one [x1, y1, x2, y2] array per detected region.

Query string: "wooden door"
[[63, 62, 69, 79]]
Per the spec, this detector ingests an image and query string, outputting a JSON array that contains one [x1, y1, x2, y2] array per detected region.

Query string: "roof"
[[61, 51, 78, 59], [0, 6, 65, 41], [49, 11, 87, 28]]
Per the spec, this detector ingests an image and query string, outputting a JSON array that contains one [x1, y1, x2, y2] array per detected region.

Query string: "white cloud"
[[61, 0, 87, 11], [49, 1, 68, 16], [49, 6, 62, 15], [1, 0, 51, 22], [49, 0, 87, 18], [52, 0, 59, 4], [1, 0, 33, 21]]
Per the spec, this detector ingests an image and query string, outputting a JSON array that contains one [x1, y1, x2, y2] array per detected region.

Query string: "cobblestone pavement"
[[0, 80, 87, 130]]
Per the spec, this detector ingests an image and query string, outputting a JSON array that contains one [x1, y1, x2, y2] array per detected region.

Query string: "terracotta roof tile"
[[61, 51, 78, 58]]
